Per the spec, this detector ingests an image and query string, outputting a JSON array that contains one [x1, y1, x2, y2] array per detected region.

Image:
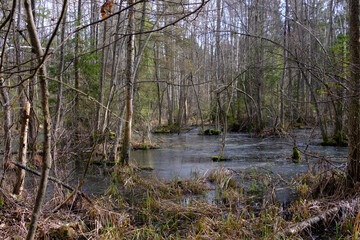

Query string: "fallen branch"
[[53, 143, 96, 212], [11, 161, 92, 204], [285, 206, 340, 235]]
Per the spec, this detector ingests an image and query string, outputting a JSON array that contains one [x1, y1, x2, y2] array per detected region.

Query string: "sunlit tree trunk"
[[215, 0, 221, 130], [102, 12, 125, 134], [121, 0, 136, 165], [13, 101, 30, 195], [53, 4, 67, 164], [96, 20, 108, 131]]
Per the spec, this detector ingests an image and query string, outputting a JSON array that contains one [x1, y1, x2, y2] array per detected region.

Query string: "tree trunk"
[[0, 79, 13, 188], [28, 0, 37, 158], [154, 43, 163, 126], [74, 0, 81, 115], [53, 4, 67, 164], [102, 12, 125, 134], [121, 0, 136, 166], [24, 0, 65, 237], [280, 0, 289, 128], [215, 0, 221, 130], [347, 0, 360, 182], [110, 103, 126, 163], [96, 20, 108, 131], [90, 0, 98, 50], [13, 101, 30, 195]]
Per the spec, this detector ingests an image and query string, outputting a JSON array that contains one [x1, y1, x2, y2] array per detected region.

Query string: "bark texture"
[[121, 0, 135, 165], [13, 101, 30, 195], [348, 0, 360, 181]]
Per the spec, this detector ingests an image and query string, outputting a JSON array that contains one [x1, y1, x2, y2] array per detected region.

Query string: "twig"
[[52, 143, 97, 212], [11, 161, 92, 204]]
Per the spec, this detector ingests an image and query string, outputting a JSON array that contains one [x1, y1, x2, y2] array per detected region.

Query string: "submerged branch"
[[11, 161, 92, 204]]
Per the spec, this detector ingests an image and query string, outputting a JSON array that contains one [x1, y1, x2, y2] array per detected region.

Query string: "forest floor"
[[1, 158, 360, 239]]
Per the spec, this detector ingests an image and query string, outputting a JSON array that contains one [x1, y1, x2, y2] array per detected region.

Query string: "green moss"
[[109, 130, 116, 139], [321, 132, 347, 147], [132, 143, 159, 150], [292, 147, 301, 163], [140, 166, 154, 171], [332, 132, 348, 147], [153, 125, 176, 133], [211, 156, 226, 161], [203, 129, 222, 135], [133, 144, 149, 150], [90, 159, 115, 166], [212, 130, 222, 135], [321, 139, 337, 146]]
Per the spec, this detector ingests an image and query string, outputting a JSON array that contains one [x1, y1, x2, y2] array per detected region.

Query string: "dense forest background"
[[0, 0, 352, 162], [1, 0, 360, 239]]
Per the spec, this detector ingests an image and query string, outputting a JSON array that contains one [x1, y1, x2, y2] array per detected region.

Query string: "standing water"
[[65, 128, 347, 202], [132, 128, 347, 181]]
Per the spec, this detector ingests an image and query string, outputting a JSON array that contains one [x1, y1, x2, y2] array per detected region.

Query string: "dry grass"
[[2, 160, 360, 239]]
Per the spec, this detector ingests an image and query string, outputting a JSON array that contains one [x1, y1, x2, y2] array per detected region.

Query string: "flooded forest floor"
[[1, 128, 360, 239]]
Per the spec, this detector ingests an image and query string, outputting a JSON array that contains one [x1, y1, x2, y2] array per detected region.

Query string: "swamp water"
[[70, 128, 347, 206]]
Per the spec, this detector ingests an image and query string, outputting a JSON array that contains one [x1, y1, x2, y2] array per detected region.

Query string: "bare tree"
[[24, 0, 66, 238], [121, 0, 136, 165]]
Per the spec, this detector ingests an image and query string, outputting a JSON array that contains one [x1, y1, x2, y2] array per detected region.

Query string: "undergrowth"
[[1, 160, 360, 239]]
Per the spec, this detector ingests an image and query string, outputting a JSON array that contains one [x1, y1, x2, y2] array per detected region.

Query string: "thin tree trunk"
[[0, 0, 16, 188], [90, 0, 98, 50], [96, 20, 108, 131], [102, 12, 125, 134], [0, 79, 12, 188], [74, 0, 81, 115], [28, 0, 37, 157], [190, 73, 204, 131], [177, 72, 186, 132], [154, 43, 163, 126], [280, 0, 288, 128], [24, 0, 66, 237], [13, 101, 30, 195], [121, 0, 135, 166], [53, 4, 67, 163], [215, 0, 221, 130], [110, 103, 126, 163]]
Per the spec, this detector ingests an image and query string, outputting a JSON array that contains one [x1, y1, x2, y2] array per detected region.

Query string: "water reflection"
[[132, 128, 347, 181]]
